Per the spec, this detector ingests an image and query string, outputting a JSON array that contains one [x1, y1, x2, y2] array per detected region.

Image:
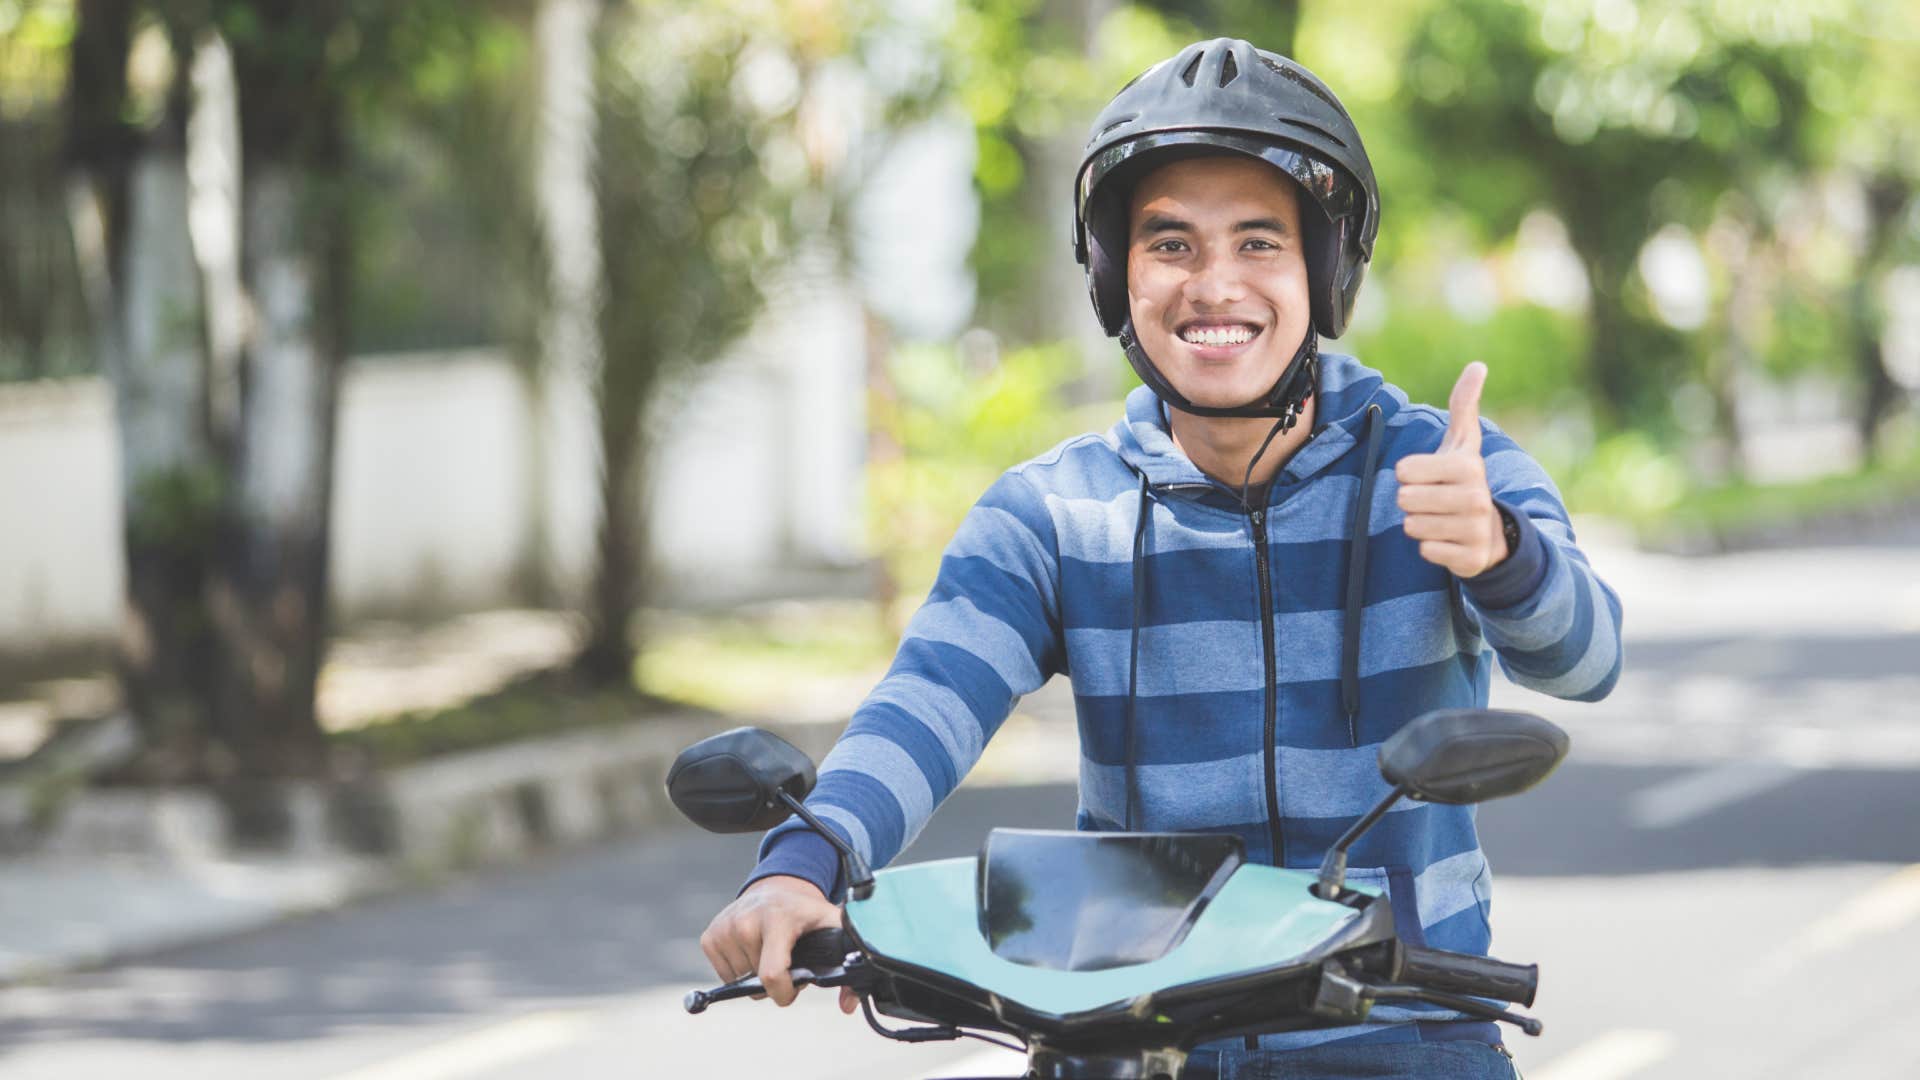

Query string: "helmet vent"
[[1179, 52, 1204, 87], [1218, 51, 1239, 87], [1096, 114, 1138, 138]]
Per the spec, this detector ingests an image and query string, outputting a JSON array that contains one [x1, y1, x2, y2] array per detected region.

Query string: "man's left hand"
[[1395, 362, 1507, 579]]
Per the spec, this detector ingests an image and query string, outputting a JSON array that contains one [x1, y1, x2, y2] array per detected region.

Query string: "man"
[[701, 38, 1621, 1079]]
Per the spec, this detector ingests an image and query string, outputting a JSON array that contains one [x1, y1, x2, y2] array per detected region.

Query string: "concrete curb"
[[0, 711, 839, 986]]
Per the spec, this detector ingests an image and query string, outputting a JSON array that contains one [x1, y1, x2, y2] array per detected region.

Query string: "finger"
[[1395, 483, 1483, 516], [840, 987, 859, 1015], [1442, 362, 1487, 454], [758, 923, 801, 1006], [1401, 513, 1485, 545], [717, 933, 759, 986], [1418, 539, 1479, 574], [1395, 452, 1480, 486], [701, 931, 731, 983]]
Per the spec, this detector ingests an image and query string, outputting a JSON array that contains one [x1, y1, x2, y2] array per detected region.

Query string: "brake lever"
[[684, 956, 878, 1014], [1362, 982, 1544, 1037]]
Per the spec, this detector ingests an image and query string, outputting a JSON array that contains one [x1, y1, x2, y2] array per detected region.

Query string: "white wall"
[[330, 352, 534, 616], [0, 380, 123, 648], [0, 329, 868, 654]]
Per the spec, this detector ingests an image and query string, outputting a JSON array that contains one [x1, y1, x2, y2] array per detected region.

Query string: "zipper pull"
[[1251, 509, 1264, 527]]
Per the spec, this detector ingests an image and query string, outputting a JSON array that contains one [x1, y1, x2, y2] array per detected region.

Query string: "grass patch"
[[636, 599, 896, 716], [1634, 449, 1920, 550], [330, 668, 693, 770]]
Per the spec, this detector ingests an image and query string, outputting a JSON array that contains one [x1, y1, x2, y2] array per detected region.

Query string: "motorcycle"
[[667, 707, 1567, 1080]]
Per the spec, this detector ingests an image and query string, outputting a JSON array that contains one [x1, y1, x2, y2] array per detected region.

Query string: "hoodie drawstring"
[[1123, 401, 1382, 826], [1341, 404, 1386, 746], [1124, 471, 1153, 831]]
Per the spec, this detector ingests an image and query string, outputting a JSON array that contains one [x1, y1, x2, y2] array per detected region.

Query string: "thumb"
[[1443, 362, 1487, 454]]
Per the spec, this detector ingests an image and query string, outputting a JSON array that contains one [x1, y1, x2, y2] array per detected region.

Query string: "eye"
[[1242, 237, 1279, 251], [1149, 238, 1189, 253]]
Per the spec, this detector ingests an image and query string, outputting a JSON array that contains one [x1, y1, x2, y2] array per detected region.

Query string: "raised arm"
[[1462, 429, 1624, 703]]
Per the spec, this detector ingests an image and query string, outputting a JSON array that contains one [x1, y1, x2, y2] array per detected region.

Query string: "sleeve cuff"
[[741, 827, 843, 902], [1462, 501, 1549, 610]]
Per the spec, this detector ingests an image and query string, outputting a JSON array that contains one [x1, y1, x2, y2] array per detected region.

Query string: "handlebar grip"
[[791, 926, 853, 972], [1398, 946, 1537, 1008]]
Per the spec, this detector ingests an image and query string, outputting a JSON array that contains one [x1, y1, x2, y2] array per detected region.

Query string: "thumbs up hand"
[[1394, 362, 1508, 578]]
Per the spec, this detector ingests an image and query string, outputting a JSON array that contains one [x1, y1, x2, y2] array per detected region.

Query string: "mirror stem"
[[1313, 782, 1410, 900], [777, 790, 876, 900]]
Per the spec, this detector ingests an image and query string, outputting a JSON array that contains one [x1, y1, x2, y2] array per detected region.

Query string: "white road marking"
[[326, 1010, 597, 1080], [1530, 1029, 1675, 1080], [918, 1043, 1027, 1078], [1749, 862, 1920, 987], [1625, 760, 1803, 829]]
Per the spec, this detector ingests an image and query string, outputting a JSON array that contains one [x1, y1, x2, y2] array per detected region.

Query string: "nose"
[[1182, 250, 1245, 307]]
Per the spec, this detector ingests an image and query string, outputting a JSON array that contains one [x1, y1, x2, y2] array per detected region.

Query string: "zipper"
[[1249, 506, 1285, 868]]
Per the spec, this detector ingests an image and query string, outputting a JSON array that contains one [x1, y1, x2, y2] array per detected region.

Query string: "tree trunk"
[[112, 144, 224, 781], [1854, 174, 1913, 463], [68, 2, 227, 781], [537, 0, 630, 684], [209, 13, 353, 783], [534, 0, 607, 624], [205, 159, 341, 781]]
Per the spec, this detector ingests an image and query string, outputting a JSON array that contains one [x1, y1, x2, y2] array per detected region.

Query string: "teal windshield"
[[846, 851, 1378, 1019]]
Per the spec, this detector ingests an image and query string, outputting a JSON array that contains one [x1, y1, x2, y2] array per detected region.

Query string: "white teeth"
[[1181, 325, 1255, 346]]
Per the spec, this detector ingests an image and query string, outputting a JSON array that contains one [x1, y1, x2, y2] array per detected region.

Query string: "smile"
[[1177, 322, 1261, 348]]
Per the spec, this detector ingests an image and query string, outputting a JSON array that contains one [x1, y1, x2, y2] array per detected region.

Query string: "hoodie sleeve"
[[744, 469, 1065, 899], [1458, 425, 1624, 703]]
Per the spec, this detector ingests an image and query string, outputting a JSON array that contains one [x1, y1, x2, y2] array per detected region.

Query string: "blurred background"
[[1, 0, 1917, 1077]]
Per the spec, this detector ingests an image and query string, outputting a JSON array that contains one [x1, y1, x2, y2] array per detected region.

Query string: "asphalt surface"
[[3, 536, 1919, 1080]]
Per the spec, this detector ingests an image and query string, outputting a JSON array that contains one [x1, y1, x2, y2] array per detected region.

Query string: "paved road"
[[4, 533, 1919, 1079], [4, 747, 1918, 1080]]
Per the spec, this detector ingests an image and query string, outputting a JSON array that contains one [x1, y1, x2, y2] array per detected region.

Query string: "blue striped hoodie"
[[750, 351, 1622, 1050]]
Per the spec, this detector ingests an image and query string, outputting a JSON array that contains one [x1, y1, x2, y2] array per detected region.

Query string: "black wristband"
[[1497, 504, 1520, 557]]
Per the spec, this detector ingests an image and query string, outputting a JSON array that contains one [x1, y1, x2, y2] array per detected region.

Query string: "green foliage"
[[1393, 0, 1901, 434], [869, 340, 1092, 598], [1555, 428, 1689, 520], [125, 463, 224, 548], [952, 1, 1196, 337], [596, 2, 794, 404], [1344, 300, 1588, 420]]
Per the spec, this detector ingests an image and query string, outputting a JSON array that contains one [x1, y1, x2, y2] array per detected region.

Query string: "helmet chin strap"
[[1121, 321, 1319, 433]]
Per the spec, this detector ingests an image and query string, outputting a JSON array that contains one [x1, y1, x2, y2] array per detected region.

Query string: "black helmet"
[[1073, 39, 1379, 422]]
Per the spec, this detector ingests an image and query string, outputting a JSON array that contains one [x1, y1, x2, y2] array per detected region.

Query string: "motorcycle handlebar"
[[791, 926, 854, 971], [684, 926, 858, 1014], [1395, 945, 1538, 1008]]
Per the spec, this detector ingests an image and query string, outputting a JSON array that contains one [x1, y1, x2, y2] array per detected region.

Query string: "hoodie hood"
[[1111, 351, 1400, 493]]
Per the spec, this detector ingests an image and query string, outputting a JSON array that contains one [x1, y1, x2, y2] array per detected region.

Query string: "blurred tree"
[[1397, 0, 1844, 430], [57, 0, 523, 788], [573, 0, 951, 683], [0, 0, 92, 380], [64, 0, 229, 781], [1819, 18, 1920, 459], [569, 0, 804, 684]]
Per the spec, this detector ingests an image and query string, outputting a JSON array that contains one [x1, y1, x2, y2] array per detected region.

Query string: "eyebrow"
[[1137, 214, 1293, 237]]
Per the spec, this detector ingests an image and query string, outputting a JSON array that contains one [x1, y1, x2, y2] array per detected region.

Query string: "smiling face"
[[1125, 154, 1313, 410]]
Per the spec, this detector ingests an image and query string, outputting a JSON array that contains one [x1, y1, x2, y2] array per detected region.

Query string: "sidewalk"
[[4, 522, 1916, 987], [0, 853, 392, 984]]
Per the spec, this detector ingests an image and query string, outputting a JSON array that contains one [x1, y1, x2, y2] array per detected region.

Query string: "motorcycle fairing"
[[844, 852, 1385, 1025]]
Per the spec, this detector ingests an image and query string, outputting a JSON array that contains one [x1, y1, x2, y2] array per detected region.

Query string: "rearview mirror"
[[665, 727, 816, 833], [1379, 708, 1569, 805]]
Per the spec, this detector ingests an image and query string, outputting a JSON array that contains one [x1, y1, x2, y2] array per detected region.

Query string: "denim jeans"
[[1197, 1040, 1517, 1080]]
